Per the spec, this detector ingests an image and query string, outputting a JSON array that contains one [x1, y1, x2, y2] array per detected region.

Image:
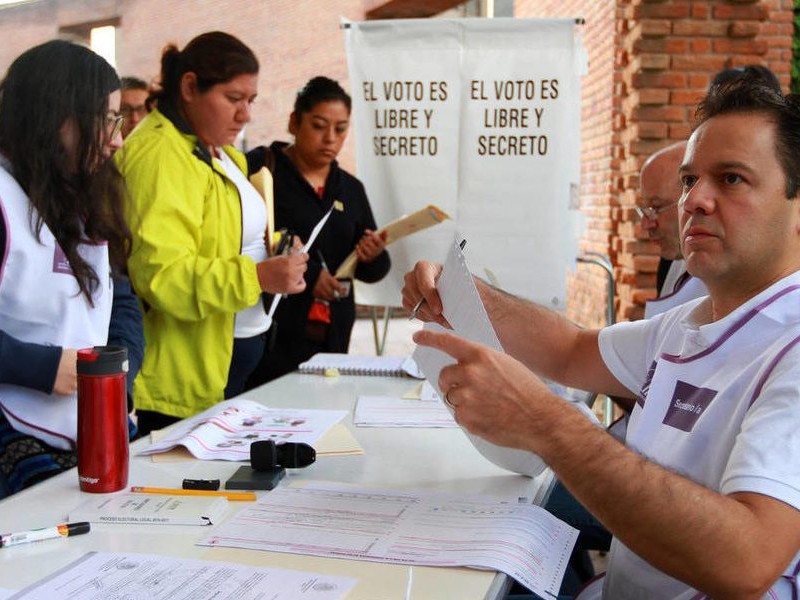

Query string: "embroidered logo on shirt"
[[52, 244, 73, 274], [663, 380, 717, 432]]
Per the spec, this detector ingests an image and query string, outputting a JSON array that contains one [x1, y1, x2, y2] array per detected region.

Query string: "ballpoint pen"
[[319, 250, 347, 300], [275, 229, 294, 256], [317, 250, 329, 273], [409, 238, 466, 320], [0, 522, 90, 548]]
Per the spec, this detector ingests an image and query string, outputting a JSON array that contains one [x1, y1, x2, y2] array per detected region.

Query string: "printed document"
[[140, 398, 346, 461], [412, 237, 548, 476], [354, 395, 458, 427], [9, 551, 355, 600], [198, 483, 577, 599]]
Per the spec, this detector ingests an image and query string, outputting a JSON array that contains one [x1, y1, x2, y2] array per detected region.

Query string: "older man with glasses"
[[637, 141, 708, 318]]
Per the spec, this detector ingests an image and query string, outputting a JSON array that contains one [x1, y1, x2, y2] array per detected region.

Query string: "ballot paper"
[[139, 398, 346, 461], [354, 395, 458, 427], [412, 237, 549, 477], [199, 483, 577, 599], [9, 551, 355, 600], [267, 206, 334, 319]]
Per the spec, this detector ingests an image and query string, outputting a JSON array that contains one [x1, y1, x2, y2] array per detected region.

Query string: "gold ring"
[[444, 388, 456, 410]]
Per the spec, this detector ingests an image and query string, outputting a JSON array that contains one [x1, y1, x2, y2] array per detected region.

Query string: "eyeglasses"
[[634, 200, 679, 221], [105, 113, 125, 139], [120, 105, 148, 118]]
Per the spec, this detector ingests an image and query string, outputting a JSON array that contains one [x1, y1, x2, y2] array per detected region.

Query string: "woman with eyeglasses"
[[0, 40, 134, 497], [117, 32, 308, 436]]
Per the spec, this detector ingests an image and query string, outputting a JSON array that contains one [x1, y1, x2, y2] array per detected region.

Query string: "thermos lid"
[[77, 346, 129, 376]]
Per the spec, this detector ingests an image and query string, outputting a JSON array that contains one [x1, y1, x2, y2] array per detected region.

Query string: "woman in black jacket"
[[248, 77, 390, 387]]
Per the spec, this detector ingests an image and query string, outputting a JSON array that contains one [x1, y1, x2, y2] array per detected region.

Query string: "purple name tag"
[[663, 380, 717, 432], [52, 244, 73, 274]]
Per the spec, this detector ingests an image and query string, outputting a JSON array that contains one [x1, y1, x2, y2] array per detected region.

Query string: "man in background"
[[120, 76, 150, 139], [638, 141, 707, 315]]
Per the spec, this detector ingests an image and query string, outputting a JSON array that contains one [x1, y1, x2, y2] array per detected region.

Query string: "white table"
[[0, 373, 553, 599]]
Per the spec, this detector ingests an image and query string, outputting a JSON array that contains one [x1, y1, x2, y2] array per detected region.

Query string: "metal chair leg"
[[370, 306, 394, 356]]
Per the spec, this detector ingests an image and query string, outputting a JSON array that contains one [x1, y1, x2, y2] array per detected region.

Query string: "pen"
[[317, 250, 329, 272], [130, 486, 257, 502], [319, 250, 346, 300], [0, 522, 90, 548], [409, 238, 466, 320], [275, 229, 294, 256]]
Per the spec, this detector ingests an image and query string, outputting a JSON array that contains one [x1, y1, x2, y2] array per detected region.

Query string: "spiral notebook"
[[298, 353, 413, 377]]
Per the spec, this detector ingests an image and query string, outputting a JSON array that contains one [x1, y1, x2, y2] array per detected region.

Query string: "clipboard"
[[334, 204, 450, 279]]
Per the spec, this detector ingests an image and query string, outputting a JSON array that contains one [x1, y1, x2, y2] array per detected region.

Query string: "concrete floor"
[[347, 315, 422, 357]]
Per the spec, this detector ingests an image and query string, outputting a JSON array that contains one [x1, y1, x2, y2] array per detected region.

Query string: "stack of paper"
[[198, 483, 577, 599], [354, 395, 457, 428], [10, 551, 356, 599], [70, 494, 228, 526]]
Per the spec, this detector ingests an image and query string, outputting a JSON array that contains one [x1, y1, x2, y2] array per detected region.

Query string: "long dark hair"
[[0, 40, 130, 302], [154, 31, 258, 111]]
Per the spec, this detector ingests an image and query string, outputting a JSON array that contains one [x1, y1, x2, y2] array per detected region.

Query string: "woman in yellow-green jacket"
[[117, 32, 308, 436]]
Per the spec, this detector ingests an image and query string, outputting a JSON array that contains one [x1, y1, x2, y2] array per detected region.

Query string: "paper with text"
[[354, 395, 458, 427], [9, 551, 355, 600], [139, 399, 346, 461], [199, 483, 577, 599], [412, 237, 548, 476]]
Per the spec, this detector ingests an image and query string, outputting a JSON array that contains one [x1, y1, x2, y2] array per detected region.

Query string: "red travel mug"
[[77, 346, 129, 493]]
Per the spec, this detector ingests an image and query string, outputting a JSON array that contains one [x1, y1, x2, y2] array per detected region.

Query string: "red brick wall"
[[615, 0, 793, 322], [517, 0, 793, 327]]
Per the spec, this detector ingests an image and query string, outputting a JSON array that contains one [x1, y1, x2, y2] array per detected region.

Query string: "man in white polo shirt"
[[404, 79, 800, 597], [543, 142, 711, 594]]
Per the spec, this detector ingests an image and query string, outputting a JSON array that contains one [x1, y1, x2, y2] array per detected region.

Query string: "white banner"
[[344, 18, 586, 309]]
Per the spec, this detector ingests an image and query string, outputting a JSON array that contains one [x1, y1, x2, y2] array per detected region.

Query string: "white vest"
[[603, 281, 800, 599], [644, 260, 708, 319], [0, 166, 111, 449]]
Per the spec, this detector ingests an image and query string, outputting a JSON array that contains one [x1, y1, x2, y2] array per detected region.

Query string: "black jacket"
[[252, 142, 390, 383]]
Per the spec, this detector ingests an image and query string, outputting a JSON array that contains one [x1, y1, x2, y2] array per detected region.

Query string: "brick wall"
[[615, 0, 793, 322], [517, 0, 793, 327]]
